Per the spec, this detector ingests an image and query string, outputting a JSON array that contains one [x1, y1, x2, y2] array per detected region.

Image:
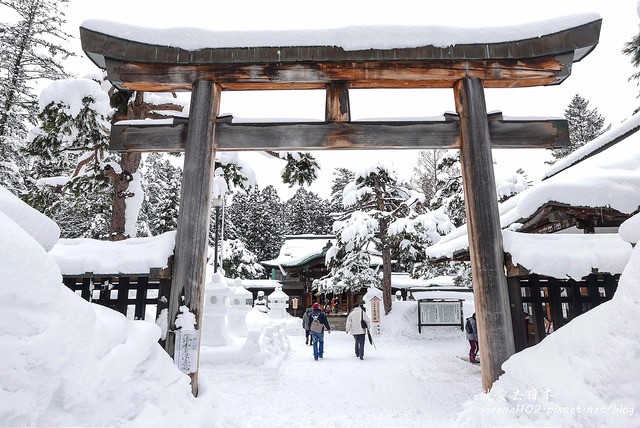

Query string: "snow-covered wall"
[[50, 231, 176, 275]]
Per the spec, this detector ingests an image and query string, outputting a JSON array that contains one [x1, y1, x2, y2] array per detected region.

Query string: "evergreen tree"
[[140, 153, 182, 236], [549, 94, 609, 162], [226, 184, 285, 262], [411, 149, 447, 202], [279, 152, 319, 187], [329, 167, 354, 214], [623, 30, 640, 114], [429, 151, 466, 228], [221, 238, 265, 279], [496, 167, 531, 203], [323, 163, 428, 314], [22, 78, 113, 238], [0, 0, 74, 193], [284, 188, 332, 235]]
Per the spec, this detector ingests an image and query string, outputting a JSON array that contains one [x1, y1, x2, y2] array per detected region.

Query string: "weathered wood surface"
[[455, 77, 515, 391], [165, 80, 220, 396], [102, 55, 577, 92], [325, 82, 350, 122], [109, 116, 568, 152], [80, 18, 601, 91]]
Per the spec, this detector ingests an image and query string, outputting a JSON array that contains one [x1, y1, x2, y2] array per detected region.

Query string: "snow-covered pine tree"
[[328, 167, 354, 214], [226, 184, 285, 263], [22, 78, 114, 238], [496, 167, 531, 203], [0, 0, 74, 194], [429, 151, 466, 228], [140, 153, 182, 235], [279, 151, 319, 187], [549, 94, 609, 162], [221, 238, 265, 279], [254, 185, 285, 261], [284, 188, 332, 235], [328, 163, 426, 314], [316, 210, 381, 295]]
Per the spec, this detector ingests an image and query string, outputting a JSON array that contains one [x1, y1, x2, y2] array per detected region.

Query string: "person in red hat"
[[307, 302, 331, 360]]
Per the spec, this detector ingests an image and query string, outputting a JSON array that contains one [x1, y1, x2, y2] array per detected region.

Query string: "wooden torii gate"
[[80, 17, 601, 394]]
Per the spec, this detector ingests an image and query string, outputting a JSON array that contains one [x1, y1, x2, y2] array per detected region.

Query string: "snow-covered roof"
[[262, 235, 334, 268], [50, 232, 176, 275], [428, 114, 640, 263], [543, 113, 640, 179], [391, 273, 458, 289], [81, 14, 599, 53], [503, 231, 632, 279]]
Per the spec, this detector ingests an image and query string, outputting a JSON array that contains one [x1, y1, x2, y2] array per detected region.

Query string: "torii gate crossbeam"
[[80, 16, 601, 395]]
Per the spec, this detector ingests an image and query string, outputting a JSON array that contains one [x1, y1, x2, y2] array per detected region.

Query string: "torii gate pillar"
[[165, 80, 220, 396], [455, 77, 515, 390]]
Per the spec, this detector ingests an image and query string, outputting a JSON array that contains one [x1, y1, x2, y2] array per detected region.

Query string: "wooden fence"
[[62, 272, 171, 322], [509, 273, 619, 350]]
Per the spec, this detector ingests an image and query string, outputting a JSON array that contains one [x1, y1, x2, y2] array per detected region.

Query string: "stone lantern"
[[228, 278, 253, 336], [267, 287, 289, 319], [202, 272, 233, 346]]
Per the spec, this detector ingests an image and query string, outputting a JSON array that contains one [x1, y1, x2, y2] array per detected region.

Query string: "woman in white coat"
[[345, 304, 371, 360]]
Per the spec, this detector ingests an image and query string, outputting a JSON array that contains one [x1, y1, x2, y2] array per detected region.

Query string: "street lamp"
[[212, 197, 224, 273]]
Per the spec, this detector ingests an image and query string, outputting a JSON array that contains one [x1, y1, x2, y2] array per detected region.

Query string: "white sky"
[[60, 0, 640, 200]]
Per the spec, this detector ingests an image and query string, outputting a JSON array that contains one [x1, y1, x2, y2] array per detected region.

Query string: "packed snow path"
[[200, 328, 481, 427]]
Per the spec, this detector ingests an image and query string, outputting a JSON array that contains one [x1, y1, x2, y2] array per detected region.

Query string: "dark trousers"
[[354, 334, 366, 358], [469, 340, 478, 361]]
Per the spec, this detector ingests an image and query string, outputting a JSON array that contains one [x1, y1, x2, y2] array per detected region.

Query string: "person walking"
[[302, 304, 314, 346], [465, 313, 479, 363], [345, 303, 371, 360], [308, 302, 331, 360]]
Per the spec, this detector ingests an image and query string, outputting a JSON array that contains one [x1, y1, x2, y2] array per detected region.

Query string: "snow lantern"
[[202, 272, 233, 346], [395, 290, 403, 301], [267, 287, 289, 319], [228, 278, 253, 336]]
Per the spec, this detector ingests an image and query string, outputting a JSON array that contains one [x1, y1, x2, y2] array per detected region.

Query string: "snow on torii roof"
[[79, 14, 601, 92]]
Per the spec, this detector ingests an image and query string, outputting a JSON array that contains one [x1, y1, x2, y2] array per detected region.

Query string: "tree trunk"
[[109, 152, 141, 241], [381, 243, 393, 315]]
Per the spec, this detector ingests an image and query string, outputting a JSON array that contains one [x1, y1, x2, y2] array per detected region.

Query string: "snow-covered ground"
[[1, 186, 639, 427], [200, 305, 480, 428]]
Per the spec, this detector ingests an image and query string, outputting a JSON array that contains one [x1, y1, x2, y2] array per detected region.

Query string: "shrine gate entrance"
[[80, 16, 601, 395]]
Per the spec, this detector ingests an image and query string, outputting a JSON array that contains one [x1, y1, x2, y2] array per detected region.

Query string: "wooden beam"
[[325, 82, 350, 122], [109, 116, 568, 153], [455, 77, 515, 391], [165, 80, 220, 396], [104, 54, 575, 92]]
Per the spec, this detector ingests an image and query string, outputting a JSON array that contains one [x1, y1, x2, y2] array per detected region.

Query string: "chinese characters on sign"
[[417, 299, 463, 332], [369, 296, 382, 335], [174, 329, 199, 374]]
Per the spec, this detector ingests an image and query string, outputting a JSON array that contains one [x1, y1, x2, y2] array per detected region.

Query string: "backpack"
[[465, 317, 473, 334], [310, 313, 324, 333]]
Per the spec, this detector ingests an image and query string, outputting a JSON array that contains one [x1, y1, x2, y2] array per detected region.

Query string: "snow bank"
[[0, 186, 60, 251], [0, 212, 216, 426], [50, 231, 176, 274], [456, 243, 640, 427]]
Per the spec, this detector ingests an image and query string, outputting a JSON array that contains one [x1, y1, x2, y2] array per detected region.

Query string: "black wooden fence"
[[509, 273, 619, 351], [62, 273, 171, 321]]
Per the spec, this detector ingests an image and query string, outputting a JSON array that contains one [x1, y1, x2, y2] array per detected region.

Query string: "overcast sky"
[[59, 0, 640, 199]]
